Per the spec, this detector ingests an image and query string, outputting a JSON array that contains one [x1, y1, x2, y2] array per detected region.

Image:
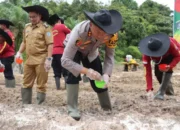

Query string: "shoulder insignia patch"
[[106, 33, 118, 49], [25, 23, 31, 27], [46, 32, 51, 37], [43, 23, 49, 28]]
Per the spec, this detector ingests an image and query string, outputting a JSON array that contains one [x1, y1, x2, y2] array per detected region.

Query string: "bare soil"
[[0, 64, 180, 130]]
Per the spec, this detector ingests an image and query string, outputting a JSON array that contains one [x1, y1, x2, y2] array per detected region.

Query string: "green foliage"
[[65, 17, 80, 30], [115, 49, 125, 62], [0, 0, 173, 62], [112, 0, 138, 10], [0, 2, 29, 51], [124, 46, 142, 59]]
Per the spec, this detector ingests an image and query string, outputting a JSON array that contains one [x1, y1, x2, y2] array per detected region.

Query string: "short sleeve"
[[44, 27, 53, 45]]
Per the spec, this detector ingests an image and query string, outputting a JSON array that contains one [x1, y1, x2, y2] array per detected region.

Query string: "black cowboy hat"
[[138, 33, 170, 57], [0, 29, 13, 46], [48, 14, 64, 25], [0, 19, 14, 28], [22, 5, 49, 21], [84, 9, 123, 34]]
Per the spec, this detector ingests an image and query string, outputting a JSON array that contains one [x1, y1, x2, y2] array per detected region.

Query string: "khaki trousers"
[[23, 64, 48, 93]]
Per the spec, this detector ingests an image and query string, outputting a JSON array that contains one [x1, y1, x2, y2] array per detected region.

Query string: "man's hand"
[[0, 60, 5, 72], [44, 57, 53, 72], [86, 68, 102, 81], [103, 74, 109, 84], [146, 90, 154, 101], [15, 51, 22, 58], [159, 64, 171, 72], [0, 61, 4, 68]]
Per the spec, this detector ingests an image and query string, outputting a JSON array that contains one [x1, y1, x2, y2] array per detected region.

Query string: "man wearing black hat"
[[0, 29, 15, 87], [16, 5, 53, 104], [0, 19, 15, 88], [48, 14, 71, 90], [61, 9, 122, 120], [138, 33, 180, 100], [0, 19, 15, 42]]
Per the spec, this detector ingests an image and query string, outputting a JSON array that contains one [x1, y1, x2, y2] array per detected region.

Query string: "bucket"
[[16, 58, 23, 64], [95, 80, 106, 89]]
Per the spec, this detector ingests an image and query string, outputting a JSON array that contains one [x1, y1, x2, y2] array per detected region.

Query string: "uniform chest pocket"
[[35, 32, 44, 39]]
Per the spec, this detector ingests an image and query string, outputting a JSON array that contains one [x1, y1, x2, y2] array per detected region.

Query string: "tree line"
[[0, 0, 173, 61]]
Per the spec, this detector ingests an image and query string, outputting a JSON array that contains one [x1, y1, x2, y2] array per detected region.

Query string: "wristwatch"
[[46, 57, 53, 61]]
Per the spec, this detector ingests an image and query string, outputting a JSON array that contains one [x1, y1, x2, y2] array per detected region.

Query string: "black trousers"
[[52, 54, 68, 78], [0, 56, 14, 80], [154, 55, 173, 84], [66, 51, 108, 93]]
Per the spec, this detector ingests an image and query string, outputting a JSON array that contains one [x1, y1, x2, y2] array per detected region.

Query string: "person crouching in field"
[[61, 9, 122, 121], [138, 33, 180, 100], [0, 29, 15, 88]]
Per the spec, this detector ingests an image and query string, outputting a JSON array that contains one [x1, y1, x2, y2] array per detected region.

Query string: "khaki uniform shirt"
[[62, 20, 118, 77], [23, 22, 53, 65]]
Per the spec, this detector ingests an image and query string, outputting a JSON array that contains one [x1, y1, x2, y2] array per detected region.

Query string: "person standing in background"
[[0, 20, 15, 88], [15, 5, 53, 104], [48, 14, 71, 90]]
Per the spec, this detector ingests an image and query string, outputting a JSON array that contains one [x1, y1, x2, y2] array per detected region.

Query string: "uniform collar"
[[31, 21, 43, 28]]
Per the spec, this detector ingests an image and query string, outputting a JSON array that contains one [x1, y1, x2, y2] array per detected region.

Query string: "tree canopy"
[[0, 0, 173, 61]]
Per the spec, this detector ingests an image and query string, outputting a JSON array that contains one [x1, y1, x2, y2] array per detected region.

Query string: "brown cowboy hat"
[[138, 33, 170, 57], [48, 14, 64, 25], [0, 19, 14, 28], [22, 5, 49, 21], [84, 9, 123, 34], [0, 29, 13, 46]]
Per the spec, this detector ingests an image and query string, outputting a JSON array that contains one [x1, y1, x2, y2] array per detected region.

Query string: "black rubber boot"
[[165, 81, 174, 95], [67, 84, 80, 121], [64, 76, 68, 89], [97, 91, 112, 110], [21, 88, 32, 104], [5, 79, 15, 88], [55, 77, 60, 90], [154, 73, 172, 100], [124, 64, 128, 71], [37, 92, 46, 104]]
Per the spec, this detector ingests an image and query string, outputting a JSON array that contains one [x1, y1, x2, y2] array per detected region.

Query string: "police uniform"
[[22, 22, 53, 93], [61, 20, 118, 120], [62, 20, 117, 87]]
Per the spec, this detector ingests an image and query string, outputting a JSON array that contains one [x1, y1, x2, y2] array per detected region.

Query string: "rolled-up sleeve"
[[61, 27, 84, 77], [103, 47, 115, 76]]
